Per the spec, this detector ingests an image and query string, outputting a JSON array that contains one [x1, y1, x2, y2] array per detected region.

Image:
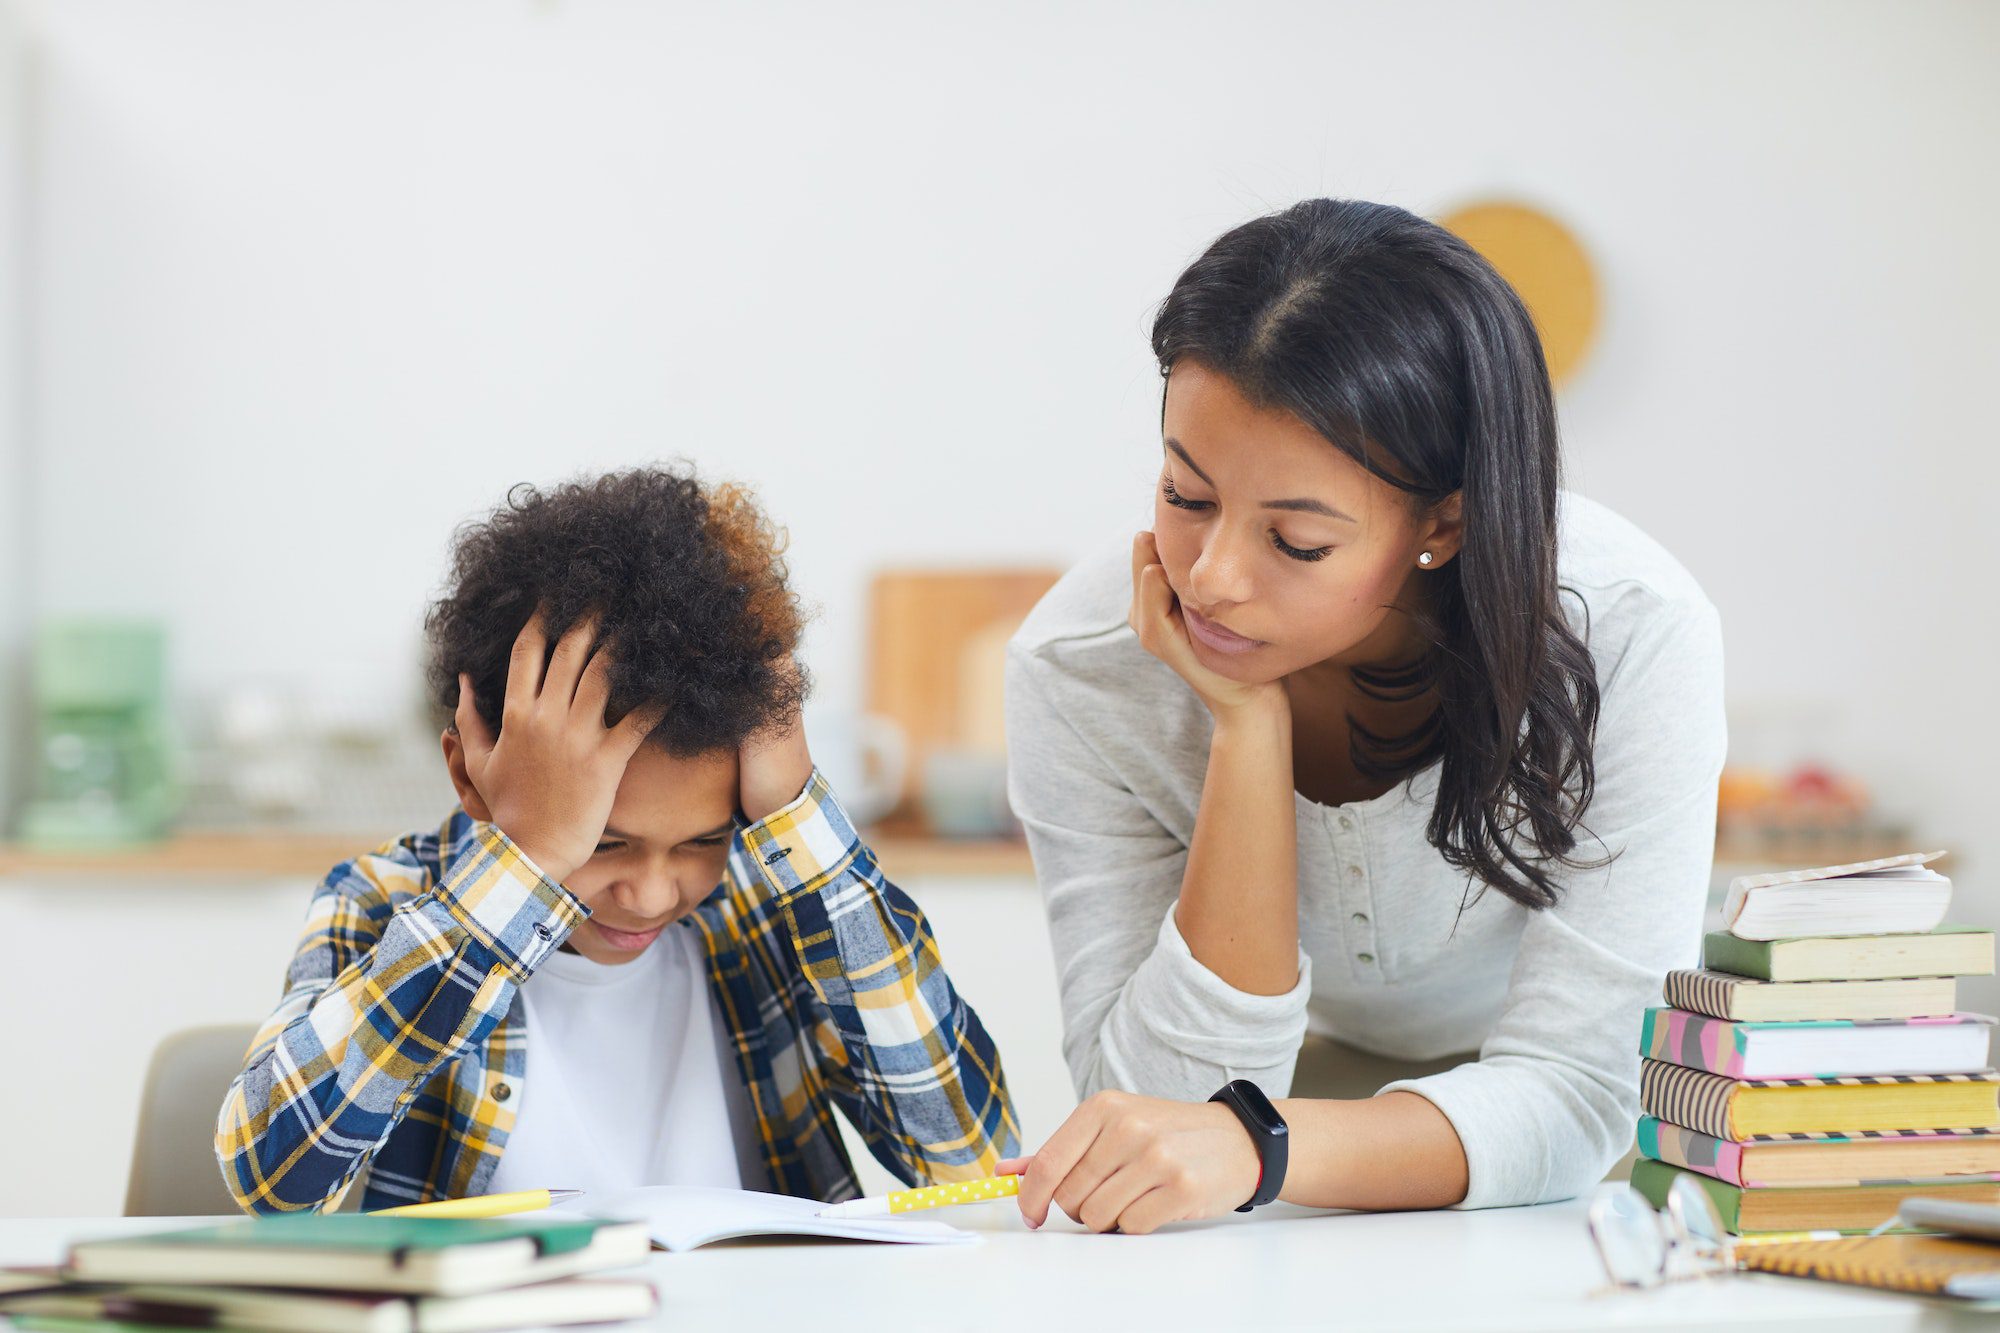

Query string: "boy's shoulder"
[[322, 809, 486, 905]]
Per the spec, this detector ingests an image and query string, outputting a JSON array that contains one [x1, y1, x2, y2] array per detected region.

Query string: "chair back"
[[124, 1024, 261, 1216]]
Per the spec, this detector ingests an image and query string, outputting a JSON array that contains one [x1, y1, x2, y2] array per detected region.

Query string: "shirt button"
[[1357, 952, 1375, 965], [533, 923, 553, 940], [492, 1083, 512, 1102], [1351, 912, 1369, 926], [1337, 814, 1355, 832], [1348, 865, 1363, 880]]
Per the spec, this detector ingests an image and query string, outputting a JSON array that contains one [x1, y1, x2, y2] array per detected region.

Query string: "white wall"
[[0, 1, 26, 820]]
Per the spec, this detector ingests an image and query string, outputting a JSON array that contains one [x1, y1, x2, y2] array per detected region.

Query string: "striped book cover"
[[1639, 1059, 2000, 1141], [1639, 1007, 1992, 1079], [1636, 1115, 2000, 1187], [1662, 969, 1957, 1022]]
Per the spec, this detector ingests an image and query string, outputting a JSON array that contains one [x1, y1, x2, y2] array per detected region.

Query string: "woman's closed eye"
[[1161, 475, 1212, 511], [1270, 531, 1333, 562]]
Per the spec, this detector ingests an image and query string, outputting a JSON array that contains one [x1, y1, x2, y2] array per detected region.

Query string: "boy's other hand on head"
[[448, 610, 663, 884], [737, 657, 815, 823]]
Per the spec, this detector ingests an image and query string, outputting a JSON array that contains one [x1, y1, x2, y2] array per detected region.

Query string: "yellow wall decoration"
[[1438, 200, 1600, 387]]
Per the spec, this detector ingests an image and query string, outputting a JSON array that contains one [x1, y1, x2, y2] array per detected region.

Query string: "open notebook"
[[553, 1186, 977, 1252]]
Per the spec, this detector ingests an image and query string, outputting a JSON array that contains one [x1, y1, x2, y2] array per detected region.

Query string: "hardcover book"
[[1663, 969, 1957, 1023], [1701, 927, 1994, 982], [1630, 1158, 2000, 1235], [1640, 1008, 1993, 1080], [1639, 1060, 2000, 1141], [1636, 1116, 2000, 1188]]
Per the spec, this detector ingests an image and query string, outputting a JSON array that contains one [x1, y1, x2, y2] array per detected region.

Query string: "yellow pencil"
[[369, 1188, 581, 1219], [817, 1175, 1020, 1218]]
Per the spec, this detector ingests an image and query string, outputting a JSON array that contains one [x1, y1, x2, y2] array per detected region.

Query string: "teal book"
[[63, 1215, 652, 1298], [1630, 1157, 2000, 1236]]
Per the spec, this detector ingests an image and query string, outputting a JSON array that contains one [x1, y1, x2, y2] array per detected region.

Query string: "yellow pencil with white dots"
[[817, 1175, 1022, 1218]]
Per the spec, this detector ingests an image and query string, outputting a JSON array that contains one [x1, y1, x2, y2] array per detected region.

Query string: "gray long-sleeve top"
[[1004, 492, 1726, 1209]]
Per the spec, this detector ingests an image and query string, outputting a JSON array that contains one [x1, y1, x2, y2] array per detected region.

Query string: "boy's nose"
[[609, 865, 682, 923]]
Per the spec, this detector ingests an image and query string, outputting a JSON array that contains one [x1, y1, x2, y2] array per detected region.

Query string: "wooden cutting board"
[[866, 568, 1063, 812]]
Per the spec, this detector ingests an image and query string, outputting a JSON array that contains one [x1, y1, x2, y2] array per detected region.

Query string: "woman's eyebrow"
[[1165, 437, 1358, 523], [1164, 438, 1214, 485], [1265, 496, 1358, 523]]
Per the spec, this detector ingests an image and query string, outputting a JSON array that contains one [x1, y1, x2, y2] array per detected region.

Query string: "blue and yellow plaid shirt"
[[215, 771, 1019, 1213]]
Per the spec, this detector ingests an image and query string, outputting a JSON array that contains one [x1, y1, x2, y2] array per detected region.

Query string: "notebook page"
[[554, 1185, 976, 1252]]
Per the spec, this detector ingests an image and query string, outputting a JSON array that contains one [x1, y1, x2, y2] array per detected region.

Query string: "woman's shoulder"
[[1007, 535, 1198, 738], [1556, 491, 1712, 611], [1556, 492, 1724, 733], [1011, 534, 1145, 662]]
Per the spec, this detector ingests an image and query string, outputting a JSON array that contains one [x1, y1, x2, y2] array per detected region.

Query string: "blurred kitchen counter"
[[4, 831, 1941, 883], [0, 829, 1036, 880]]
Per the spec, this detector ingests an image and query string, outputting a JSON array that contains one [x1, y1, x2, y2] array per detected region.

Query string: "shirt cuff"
[[1113, 906, 1314, 1093], [738, 768, 863, 900], [1377, 1061, 1549, 1211], [432, 824, 588, 978]]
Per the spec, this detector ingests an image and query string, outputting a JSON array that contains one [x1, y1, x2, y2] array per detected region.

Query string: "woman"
[[999, 198, 1724, 1233]]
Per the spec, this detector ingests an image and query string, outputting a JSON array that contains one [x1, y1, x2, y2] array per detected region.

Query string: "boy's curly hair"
[[425, 465, 808, 756]]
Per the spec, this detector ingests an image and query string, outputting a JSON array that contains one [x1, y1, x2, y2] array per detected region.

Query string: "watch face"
[[1224, 1079, 1285, 1135]]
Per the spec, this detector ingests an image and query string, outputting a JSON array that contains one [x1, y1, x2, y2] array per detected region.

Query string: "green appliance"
[[18, 619, 177, 847]]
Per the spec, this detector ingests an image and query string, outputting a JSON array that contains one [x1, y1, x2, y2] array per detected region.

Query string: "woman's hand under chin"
[[1129, 531, 1288, 723], [998, 1090, 1264, 1235]]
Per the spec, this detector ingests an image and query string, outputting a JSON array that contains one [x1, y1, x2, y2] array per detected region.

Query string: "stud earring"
[[1418, 551, 1434, 567]]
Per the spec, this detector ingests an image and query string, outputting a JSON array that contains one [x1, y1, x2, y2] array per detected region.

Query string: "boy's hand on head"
[[737, 657, 814, 824], [454, 611, 663, 884]]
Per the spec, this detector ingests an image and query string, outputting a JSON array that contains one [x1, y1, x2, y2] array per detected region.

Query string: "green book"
[[1630, 1157, 2000, 1235], [64, 1216, 652, 1299], [1, 1275, 659, 1333], [1702, 926, 1995, 982]]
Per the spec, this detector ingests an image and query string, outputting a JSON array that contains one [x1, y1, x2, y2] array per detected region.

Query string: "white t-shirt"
[[487, 921, 765, 1195]]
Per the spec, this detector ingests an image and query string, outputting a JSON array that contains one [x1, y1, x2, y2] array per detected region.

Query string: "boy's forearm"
[[745, 776, 1021, 1175], [218, 830, 580, 1213]]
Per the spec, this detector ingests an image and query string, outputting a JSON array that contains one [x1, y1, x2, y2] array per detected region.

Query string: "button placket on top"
[[1329, 807, 1381, 980]]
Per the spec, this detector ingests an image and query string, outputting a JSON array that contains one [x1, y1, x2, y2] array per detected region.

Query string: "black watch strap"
[[1209, 1079, 1288, 1211]]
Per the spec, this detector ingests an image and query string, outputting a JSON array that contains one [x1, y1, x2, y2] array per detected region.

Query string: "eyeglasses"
[[1587, 1173, 1737, 1290]]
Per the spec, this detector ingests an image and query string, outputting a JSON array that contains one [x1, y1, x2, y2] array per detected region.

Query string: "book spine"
[[1629, 1159, 1744, 1232], [1663, 970, 1741, 1020], [1702, 931, 1774, 980], [1635, 1115, 1746, 1185], [1641, 1008, 1749, 1077], [1640, 1060, 1740, 1140]]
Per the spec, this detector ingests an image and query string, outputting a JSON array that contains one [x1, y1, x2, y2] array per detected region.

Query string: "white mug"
[[803, 707, 909, 827]]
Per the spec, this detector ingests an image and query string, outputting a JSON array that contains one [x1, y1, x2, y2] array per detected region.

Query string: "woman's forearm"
[[1172, 699, 1299, 995], [1274, 1091, 1470, 1210]]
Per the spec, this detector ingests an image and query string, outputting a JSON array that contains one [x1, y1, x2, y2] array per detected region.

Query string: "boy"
[[216, 466, 1019, 1213]]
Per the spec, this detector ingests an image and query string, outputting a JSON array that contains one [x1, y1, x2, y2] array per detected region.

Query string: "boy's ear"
[[440, 729, 494, 822]]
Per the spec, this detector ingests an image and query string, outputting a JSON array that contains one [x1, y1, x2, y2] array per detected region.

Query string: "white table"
[[0, 1204, 1978, 1332]]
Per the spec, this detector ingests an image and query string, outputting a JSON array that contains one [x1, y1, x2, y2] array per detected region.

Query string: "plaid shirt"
[[215, 771, 1019, 1213]]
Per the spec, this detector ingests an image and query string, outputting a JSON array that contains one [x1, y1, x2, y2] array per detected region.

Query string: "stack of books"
[[1630, 851, 2000, 1235], [0, 1214, 656, 1333]]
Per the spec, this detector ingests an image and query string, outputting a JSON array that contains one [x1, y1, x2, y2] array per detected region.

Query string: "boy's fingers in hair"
[[542, 612, 600, 709], [454, 674, 496, 758], [572, 635, 615, 723], [505, 608, 551, 719], [611, 701, 667, 755]]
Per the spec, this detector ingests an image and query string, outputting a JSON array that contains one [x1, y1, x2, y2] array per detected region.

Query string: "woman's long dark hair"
[[1152, 198, 1603, 911]]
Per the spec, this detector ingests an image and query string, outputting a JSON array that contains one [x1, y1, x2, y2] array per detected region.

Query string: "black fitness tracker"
[[1209, 1078, 1289, 1211]]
